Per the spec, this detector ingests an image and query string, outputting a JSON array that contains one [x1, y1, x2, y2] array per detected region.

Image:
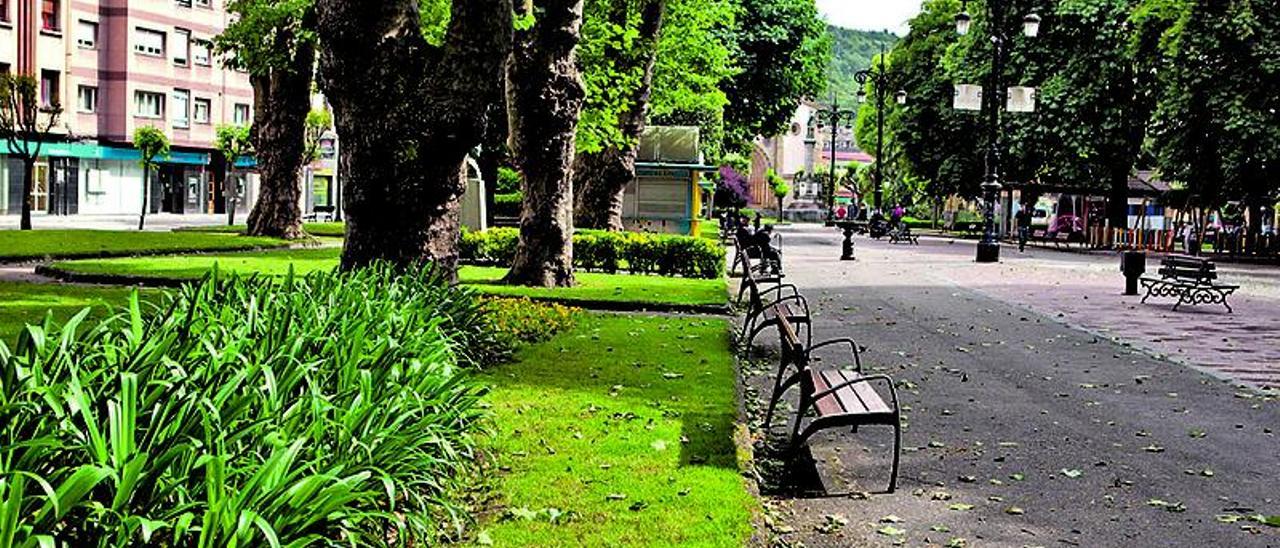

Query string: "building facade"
[[0, 0, 256, 219]]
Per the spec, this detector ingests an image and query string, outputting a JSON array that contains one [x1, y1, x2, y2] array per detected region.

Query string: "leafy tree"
[[0, 74, 62, 230], [1146, 0, 1280, 248], [316, 0, 512, 273], [649, 0, 735, 161], [133, 126, 171, 231], [573, 0, 665, 231], [714, 165, 751, 209], [505, 0, 587, 288], [887, 0, 984, 203], [767, 167, 789, 218], [218, 0, 317, 239], [214, 124, 253, 226], [303, 107, 333, 162], [721, 0, 830, 151]]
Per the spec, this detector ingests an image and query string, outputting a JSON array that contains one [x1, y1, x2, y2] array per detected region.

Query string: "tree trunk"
[[19, 159, 33, 230], [247, 18, 316, 241], [139, 166, 149, 230], [572, 0, 664, 231], [316, 0, 512, 273], [1106, 169, 1128, 232], [504, 0, 587, 288]]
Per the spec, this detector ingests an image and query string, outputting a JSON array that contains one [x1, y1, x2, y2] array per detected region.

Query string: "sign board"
[[954, 84, 983, 111], [1007, 86, 1037, 113]]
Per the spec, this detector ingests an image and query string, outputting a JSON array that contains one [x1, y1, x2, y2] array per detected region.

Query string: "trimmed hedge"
[[494, 192, 523, 218], [461, 228, 725, 279]]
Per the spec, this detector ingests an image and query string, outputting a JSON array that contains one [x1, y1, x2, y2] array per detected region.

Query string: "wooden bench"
[[888, 224, 919, 245], [739, 264, 810, 350], [303, 205, 336, 222], [1140, 255, 1239, 312], [730, 231, 783, 278], [764, 307, 901, 492]]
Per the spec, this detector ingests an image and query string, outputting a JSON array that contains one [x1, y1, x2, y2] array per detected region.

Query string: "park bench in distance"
[[762, 305, 902, 493], [738, 252, 810, 350], [730, 229, 783, 278], [1140, 255, 1239, 312], [888, 223, 919, 245]]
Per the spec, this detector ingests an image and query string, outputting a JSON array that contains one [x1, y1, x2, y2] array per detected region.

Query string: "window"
[[193, 97, 211, 124], [233, 103, 250, 124], [0, 63, 10, 75], [134, 90, 164, 118], [172, 89, 190, 128], [77, 85, 97, 112], [0, 0, 11, 23], [176, 0, 191, 6], [76, 20, 97, 48], [195, 0, 210, 7], [134, 28, 165, 56], [39, 70, 59, 107], [192, 39, 211, 66], [173, 28, 190, 66], [41, 0, 58, 31]]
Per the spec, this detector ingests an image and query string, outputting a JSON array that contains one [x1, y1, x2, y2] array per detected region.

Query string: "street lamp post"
[[855, 44, 907, 213], [809, 94, 858, 225], [955, 0, 1040, 263]]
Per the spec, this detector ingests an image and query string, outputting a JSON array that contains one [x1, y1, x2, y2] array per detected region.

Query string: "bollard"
[[841, 225, 856, 261], [1121, 250, 1146, 295]]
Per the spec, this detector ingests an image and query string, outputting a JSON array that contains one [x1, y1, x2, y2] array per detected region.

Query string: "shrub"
[[494, 192, 523, 218], [484, 297, 579, 351], [461, 228, 724, 279], [496, 166, 522, 194], [0, 266, 498, 545]]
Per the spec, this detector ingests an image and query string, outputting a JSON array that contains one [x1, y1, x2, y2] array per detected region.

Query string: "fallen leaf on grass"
[[816, 514, 849, 534], [606, 493, 627, 501]]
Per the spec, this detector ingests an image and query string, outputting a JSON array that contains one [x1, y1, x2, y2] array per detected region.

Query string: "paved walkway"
[[0, 213, 231, 231], [746, 225, 1279, 547]]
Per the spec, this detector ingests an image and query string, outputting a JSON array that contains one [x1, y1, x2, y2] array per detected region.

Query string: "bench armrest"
[[810, 374, 899, 411], [761, 293, 811, 319], [807, 337, 863, 373]]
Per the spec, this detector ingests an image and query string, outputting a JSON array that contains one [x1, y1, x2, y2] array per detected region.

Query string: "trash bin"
[[1121, 251, 1146, 295]]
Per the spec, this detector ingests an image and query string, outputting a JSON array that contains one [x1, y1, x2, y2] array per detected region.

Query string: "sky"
[[816, 0, 923, 35]]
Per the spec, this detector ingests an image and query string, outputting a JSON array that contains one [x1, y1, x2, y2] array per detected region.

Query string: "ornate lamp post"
[[955, 0, 1041, 263], [808, 94, 859, 225], [855, 44, 907, 213]]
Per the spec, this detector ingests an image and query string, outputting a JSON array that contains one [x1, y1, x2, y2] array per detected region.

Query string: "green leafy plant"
[[0, 265, 499, 545], [132, 126, 170, 231], [462, 228, 725, 279]]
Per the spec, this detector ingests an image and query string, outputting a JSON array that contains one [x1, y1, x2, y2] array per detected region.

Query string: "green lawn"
[[175, 222, 346, 238], [0, 282, 160, 347], [476, 314, 755, 546], [50, 248, 728, 307], [0, 230, 288, 261]]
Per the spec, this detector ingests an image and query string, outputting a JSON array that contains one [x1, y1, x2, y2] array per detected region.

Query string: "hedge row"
[[461, 228, 725, 279]]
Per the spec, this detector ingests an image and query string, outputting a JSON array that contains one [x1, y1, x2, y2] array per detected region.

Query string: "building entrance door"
[[31, 163, 50, 212], [160, 165, 185, 214]]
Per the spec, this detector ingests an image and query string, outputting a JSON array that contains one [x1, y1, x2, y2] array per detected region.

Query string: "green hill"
[[826, 25, 900, 106]]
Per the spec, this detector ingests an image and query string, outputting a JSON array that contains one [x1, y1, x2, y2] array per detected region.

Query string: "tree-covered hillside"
[[827, 25, 899, 105]]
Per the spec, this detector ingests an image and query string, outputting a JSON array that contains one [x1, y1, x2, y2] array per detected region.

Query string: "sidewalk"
[[746, 225, 1279, 547], [0, 213, 231, 231]]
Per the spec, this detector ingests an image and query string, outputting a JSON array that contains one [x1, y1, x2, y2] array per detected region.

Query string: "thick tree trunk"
[[19, 160, 33, 230], [246, 21, 316, 241], [316, 0, 512, 273], [504, 0, 587, 288], [1106, 169, 1129, 231], [478, 96, 509, 228], [572, 0, 664, 231]]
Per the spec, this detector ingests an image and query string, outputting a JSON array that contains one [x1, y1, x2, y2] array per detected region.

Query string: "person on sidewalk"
[[1017, 205, 1034, 252]]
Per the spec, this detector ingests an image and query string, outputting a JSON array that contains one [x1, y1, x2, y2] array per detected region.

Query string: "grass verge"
[[47, 248, 729, 309], [476, 313, 755, 546], [175, 222, 346, 238], [0, 229, 288, 262], [0, 281, 160, 345]]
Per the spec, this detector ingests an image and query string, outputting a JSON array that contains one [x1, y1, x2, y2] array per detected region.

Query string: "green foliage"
[[722, 0, 831, 150], [828, 26, 900, 106], [420, 0, 452, 45], [767, 168, 789, 198], [0, 266, 498, 545], [496, 166, 522, 194], [462, 228, 726, 279], [216, 0, 315, 75], [483, 297, 579, 350], [649, 0, 737, 161], [304, 107, 333, 161], [0, 230, 287, 261], [131, 126, 170, 170], [214, 124, 253, 165], [493, 192, 523, 218]]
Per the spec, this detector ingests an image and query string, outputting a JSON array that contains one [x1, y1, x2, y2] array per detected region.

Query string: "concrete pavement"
[[746, 224, 1279, 547]]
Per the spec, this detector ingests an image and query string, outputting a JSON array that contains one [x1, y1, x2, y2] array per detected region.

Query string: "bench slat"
[[826, 370, 892, 415]]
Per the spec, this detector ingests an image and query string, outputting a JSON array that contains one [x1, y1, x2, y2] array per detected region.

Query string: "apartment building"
[[0, 0, 257, 219]]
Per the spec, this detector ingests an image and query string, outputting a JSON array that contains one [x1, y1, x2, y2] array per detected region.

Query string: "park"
[[0, 0, 1278, 547]]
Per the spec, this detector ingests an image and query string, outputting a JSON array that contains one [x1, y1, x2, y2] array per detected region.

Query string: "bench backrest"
[[774, 304, 811, 376], [1160, 256, 1217, 284]]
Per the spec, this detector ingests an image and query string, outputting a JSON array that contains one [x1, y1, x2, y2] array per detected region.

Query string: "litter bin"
[[1121, 251, 1146, 295]]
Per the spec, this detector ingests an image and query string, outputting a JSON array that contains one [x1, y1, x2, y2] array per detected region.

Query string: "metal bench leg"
[[1223, 299, 1233, 314], [888, 412, 901, 493], [764, 371, 806, 431]]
